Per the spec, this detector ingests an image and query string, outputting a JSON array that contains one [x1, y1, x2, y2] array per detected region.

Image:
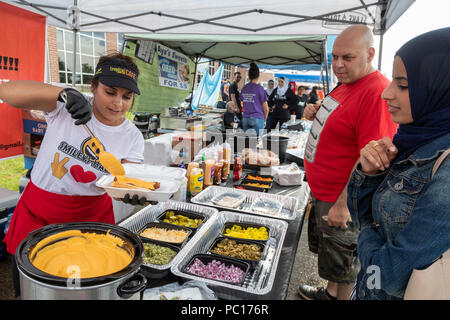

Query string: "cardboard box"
[[171, 131, 204, 162], [22, 110, 46, 159]]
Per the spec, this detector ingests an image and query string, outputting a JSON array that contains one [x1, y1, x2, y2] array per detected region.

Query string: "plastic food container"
[[221, 222, 270, 244], [157, 209, 205, 233], [250, 198, 283, 216], [138, 222, 192, 247], [183, 253, 249, 285], [208, 236, 265, 269], [96, 174, 180, 202], [211, 192, 246, 209]]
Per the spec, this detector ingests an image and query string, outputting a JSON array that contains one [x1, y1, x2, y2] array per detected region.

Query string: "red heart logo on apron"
[[70, 165, 97, 183]]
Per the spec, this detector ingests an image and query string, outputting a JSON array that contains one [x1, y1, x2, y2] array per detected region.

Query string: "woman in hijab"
[[268, 77, 298, 130], [347, 27, 450, 300]]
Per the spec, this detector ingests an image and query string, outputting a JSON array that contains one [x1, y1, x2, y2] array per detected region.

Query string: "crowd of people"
[[221, 71, 324, 134]]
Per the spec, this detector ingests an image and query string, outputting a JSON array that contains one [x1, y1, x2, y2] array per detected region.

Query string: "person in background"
[[348, 27, 450, 300], [268, 76, 298, 130], [239, 63, 269, 136], [308, 86, 320, 105], [298, 24, 398, 300], [229, 72, 242, 111], [296, 85, 308, 118], [223, 101, 242, 129], [265, 79, 275, 97], [221, 78, 230, 102], [265, 79, 276, 129], [0, 52, 145, 297]]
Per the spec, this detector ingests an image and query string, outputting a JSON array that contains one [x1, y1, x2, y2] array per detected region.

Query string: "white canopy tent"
[[6, 0, 414, 35], [3, 0, 415, 90]]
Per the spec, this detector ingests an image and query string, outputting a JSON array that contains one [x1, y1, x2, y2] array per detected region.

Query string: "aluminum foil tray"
[[190, 186, 299, 221], [118, 200, 218, 271], [170, 211, 289, 299]]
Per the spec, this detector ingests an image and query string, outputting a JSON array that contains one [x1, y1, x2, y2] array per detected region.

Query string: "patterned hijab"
[[393, 27, 450, 162]]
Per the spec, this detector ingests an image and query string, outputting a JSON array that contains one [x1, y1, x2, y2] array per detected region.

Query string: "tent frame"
[[11, 0, 414, 92], [16, 0, 391, 34]]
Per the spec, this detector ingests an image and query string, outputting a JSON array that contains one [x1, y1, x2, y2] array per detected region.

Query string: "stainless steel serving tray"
[[190, 186, 299, 221], [170, 211, 289, 299], [118, 200, 218, 271]]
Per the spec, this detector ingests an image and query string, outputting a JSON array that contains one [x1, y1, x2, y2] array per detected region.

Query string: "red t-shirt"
[[304, 70, 398, 202]]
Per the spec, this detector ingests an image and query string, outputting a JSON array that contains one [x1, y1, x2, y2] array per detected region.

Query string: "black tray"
[[221, 222, 270, 244], [239, 178, 272, 191], [183, 253, 249, 286], [157, 209, 206, 233], [242, 173, 274, 184], [233, 184, 267, 193], [141, 238, 180, 279], [208, 236, 266, 269], [138, 221, 192, 247]]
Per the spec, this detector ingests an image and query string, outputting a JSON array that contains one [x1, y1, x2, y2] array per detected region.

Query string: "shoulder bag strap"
[[431, 148, 450, 259], [431, 148, 450, 179]]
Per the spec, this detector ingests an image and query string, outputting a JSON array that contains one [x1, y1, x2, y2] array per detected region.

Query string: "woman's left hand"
[[360, 137, 398, 175], [121, 193, 147, 206]]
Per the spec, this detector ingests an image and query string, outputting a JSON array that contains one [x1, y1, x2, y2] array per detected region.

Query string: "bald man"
[[299, 25, 398, 300]]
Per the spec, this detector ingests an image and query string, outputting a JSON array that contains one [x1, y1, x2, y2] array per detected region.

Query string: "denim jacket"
[[348, 132, 450, 300]]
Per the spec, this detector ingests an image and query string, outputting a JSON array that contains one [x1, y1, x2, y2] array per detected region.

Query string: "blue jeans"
[[242, 117, 265, 136]]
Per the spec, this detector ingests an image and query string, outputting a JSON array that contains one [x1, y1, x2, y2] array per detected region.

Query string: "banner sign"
[[191, 64, 224, 108], [135, 40, 156, 64], [0, 2, 46, 159], [157, 43, 190, 91]]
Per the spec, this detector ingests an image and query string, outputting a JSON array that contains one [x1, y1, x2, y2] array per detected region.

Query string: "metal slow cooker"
[[16, 222, 147, 300]]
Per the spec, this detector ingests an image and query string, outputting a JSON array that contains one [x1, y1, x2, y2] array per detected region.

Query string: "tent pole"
[[71, 0, 79, 88], [189, 56, 199, 109], [322, 38, 330, 94], [72, 29, 77, 87], [378, 33, 384, 71]]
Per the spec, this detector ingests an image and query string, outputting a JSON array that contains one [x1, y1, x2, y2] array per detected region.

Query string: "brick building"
[[47, 25, 275, 95], [47, 25, 121, 92]]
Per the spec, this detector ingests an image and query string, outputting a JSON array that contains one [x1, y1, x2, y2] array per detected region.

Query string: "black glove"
[[122, 193, 148, 206], [58, 88, 92, 125]]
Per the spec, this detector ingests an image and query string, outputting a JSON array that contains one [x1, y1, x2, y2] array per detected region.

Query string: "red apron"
[[3, 180, 115, 255]]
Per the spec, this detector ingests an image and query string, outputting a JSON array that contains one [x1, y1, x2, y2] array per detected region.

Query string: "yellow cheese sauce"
[[30, 230, 132, 278]]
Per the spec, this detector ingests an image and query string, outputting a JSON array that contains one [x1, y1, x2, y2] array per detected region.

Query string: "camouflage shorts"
[[307, 195, 360, 284]]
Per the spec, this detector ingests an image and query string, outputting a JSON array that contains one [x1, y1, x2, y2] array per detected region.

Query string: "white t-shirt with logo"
[[31, 96, 144, 196]]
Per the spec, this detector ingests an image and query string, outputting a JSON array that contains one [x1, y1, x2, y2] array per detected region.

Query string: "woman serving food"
[[0, 52, 148, 296]]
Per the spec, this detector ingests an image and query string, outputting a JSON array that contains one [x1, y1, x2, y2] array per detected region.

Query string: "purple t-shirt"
[[240, 83, 267, 119]]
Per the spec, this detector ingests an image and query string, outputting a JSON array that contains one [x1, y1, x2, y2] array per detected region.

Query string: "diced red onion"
[[187, 258, 245, 283]]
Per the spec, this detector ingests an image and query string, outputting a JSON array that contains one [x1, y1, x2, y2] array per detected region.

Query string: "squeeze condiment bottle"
[[200, 153, 206, 173], [221, 159, 229, 182], [223, 142, 231, 162], [290, 112, 296, 124], [186, 162, 199, 195], [203, 158, 215, 187], [214, 160, 223, 185], [189, 167, 204, 196], [233, 155, 243, 180]]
